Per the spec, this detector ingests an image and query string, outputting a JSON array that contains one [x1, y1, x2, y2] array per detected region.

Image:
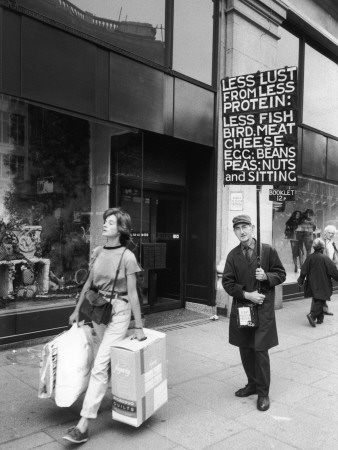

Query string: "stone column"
[[216, 0, 287, 316], [89, 123, 125, 252]]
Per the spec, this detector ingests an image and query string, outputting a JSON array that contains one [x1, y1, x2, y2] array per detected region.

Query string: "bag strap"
[[109, 248, 127, 304]]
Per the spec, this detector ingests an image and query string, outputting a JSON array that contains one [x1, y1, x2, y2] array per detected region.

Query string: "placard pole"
[[256, 185, 261, 292]]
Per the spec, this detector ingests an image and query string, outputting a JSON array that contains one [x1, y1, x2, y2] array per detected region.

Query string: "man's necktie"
[[244, 246, 251, 262]]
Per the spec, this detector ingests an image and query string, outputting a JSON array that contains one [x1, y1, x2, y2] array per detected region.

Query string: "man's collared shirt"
[[242, 239, 256, 261]]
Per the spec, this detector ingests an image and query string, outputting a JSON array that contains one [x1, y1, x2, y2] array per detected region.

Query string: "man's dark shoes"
[[306, 313, 316, 327], [235, 385, 257, 397], [317, 318, 323, 324], [257, 395, 270, 411]]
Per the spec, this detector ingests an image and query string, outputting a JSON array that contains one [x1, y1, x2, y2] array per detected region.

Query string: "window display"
[[272, 176, 338, 284], [0, 95, 91, 312]]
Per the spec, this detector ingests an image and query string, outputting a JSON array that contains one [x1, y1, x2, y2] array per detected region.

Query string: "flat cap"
[[233, 214, 252, 228]]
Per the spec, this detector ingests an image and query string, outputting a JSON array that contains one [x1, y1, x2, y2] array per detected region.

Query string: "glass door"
[[120, 188, 184, 312]]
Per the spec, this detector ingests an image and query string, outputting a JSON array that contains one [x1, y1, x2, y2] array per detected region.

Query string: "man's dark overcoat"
[[297, 251, 338, 300], [222, 243, 286, 351]]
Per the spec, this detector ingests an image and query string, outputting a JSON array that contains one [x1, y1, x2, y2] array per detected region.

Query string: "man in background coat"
[[323, 224, 338, 315], [222, 215, 286, 412], [298, 237, 338, 326]]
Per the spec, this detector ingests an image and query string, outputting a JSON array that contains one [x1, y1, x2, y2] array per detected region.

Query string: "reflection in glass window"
[[303, 44, 338, 137], [275, 27, 299, 69], [272, 176, 338, 284], [0, 112, 10, 144], [17, 0, 166, 65], [1, 154, 25, 180], [173, 0, 214, 84], [10, 114, 25, 147], [0, 96, 92, 312]]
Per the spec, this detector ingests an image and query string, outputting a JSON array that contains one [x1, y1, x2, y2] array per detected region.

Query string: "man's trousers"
[[239, 347, 270, 396]]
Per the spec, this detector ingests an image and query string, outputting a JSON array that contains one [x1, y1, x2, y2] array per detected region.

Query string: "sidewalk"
[[0, 297, 338, 450]]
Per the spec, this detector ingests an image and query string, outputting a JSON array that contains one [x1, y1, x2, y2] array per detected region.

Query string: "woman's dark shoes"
[[317, 318, 323, 324], [323, 311, 334, 316], [306, 313, 316, 327], [235, 385, 257, 397], [62, 426, 88, 444], [257, 395, 270, 411]]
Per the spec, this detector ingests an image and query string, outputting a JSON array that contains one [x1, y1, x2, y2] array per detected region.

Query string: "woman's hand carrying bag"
[[80, 249, 126, 325]]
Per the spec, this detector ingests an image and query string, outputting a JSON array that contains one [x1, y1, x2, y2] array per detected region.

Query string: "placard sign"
[[268, 186, 296, 202], [221, 67, 298, 185]]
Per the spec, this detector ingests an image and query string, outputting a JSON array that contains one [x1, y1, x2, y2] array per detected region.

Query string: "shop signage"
[[230, 192, 243, 211], [156, 233, 180, 240], [268, 186, 296, 202], [221, 67, 298, 185]]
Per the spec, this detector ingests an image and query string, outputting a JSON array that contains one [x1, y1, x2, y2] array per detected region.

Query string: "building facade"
[[0, 0, 337, 344], [216, 0, 338, 310]]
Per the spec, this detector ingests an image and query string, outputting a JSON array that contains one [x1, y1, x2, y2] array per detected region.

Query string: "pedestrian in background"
[[296, 209, 316, 259], [323, 224, 338, 316], [285, 210, 303, 272], [63, 208, 145, 444], [298, 237, 338, 327], [222, 215, 286, 412]]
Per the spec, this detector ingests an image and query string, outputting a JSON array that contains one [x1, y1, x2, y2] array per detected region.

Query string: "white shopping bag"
[[38, 330, 67, 400], [38, 323, 94, 407], [55, 323, 94, 407]]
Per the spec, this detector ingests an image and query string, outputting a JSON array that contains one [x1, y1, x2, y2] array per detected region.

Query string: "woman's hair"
[[103, 207, 132, 246], [290, 210, 301, 219]]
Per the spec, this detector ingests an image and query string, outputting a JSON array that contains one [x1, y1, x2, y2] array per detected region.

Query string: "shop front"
[[0, 88, 215, 345], [110, 131, 214, 313], [216, 0, 338, 314], [0, 0, 218, 344]]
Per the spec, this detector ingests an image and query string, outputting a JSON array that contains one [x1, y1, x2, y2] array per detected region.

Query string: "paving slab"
[[0, 297, 338, 449]]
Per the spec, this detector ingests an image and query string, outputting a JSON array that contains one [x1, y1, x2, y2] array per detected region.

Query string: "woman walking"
[[63, 207, 145, 444]]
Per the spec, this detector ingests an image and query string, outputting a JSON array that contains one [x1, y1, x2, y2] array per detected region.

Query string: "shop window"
[[0, 96, 92, 313], [173, 0, 214, 84], [111, 132, 186, 186], [303, 44, 338, 137], [327, 139, 338, 182], [0, 112, 25, 146], [1, 154, 25, 180], [302, 129, 326, 178], [273, 176, 338, 284], [0, 112, 10, 144]]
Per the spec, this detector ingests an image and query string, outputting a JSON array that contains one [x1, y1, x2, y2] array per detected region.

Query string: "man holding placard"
[[222, 215, 286, 411]]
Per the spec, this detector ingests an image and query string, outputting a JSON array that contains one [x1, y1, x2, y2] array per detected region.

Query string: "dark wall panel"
[[302, 129, 326, 178], [95, 48, 109, 119], [21, 16, 97, 115], [1, 8, 21, 96], [327, 138, 338, 182], [174, 79, 214, 147], [186, 146, 214, 304], [109, 53, 164, 133]]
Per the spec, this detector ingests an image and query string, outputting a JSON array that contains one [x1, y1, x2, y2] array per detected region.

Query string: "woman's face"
[[295, 212, 300, 219], [102, 214, 119, 238]]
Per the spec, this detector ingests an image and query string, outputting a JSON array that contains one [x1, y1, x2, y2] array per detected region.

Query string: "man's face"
[[234, 223, 254, 244], [326, 227, 336, 241]]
